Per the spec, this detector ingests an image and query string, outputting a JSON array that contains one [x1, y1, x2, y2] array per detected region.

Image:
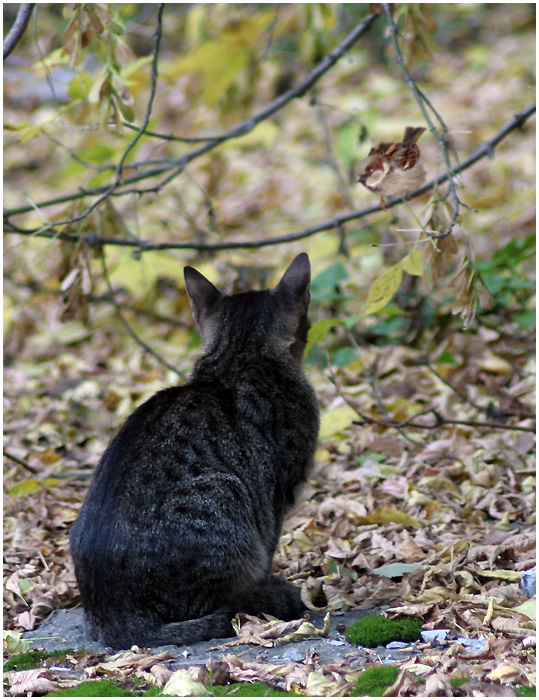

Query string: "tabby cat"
[[70, 253, 320, 649]]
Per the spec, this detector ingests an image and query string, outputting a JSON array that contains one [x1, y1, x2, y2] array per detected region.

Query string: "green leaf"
[[9, 479, 41, 497], [331, 347, 359, 367], [311, 262, 348, 293], [305, 318, 344, 355], [436, 350, 458, 365], [8, 477, 64, 498], [3, 630, 31, 655], [364, 265, 403, 316], [369, 562, 423, 578], [400, 249, 424, 276], [223, 121, 280, 150], [79, 143, 115, 164], [68, 72, 92, 99]]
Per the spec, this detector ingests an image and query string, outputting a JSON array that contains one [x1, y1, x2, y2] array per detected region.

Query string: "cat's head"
[[184, 253, 311, 362]]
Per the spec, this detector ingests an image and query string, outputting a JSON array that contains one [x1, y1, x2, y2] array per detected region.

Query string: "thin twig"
[[382, 3, 467, 239], [99, 246, 184, 378], [116, 3, 164, 180], [5, 102, 534, 249], [353, 408, 535, 433], [17, 4, 166, 232], [423, 354, 505, 420], [365, 365, 422, 447], [4, 272, 191, 328], [3, 448, 40, 475], [3, 13, 378, 223], [3, 3, 35, 60]]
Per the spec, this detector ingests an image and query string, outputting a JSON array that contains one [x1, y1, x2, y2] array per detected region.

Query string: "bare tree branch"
[[3, 3, 35, 60], [3, 448, 40, 474], [4, 101, 535, 251], [4, 272, 191, 329], [382, 3, 469, 240], [98, 246, 185, 378], [3, 13, 378, 221], [21, 4, 166, 232], [353, 409, 535, 434]]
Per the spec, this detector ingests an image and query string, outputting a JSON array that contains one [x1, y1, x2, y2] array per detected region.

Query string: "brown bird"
[[356, 126, 427, 208]]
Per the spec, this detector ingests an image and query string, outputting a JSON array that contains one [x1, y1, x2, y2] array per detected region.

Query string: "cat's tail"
[[96, 609, 235, 650], [149, 610, 235, 647]]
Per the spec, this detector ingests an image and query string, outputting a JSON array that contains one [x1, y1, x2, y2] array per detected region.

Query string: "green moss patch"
[[344, 614, 422, 647], [211, 683, 297, 696], [4, 648, 75, 672], [45, 680, 298, 697], [46, 679, 134, 696], [350, 666, 399, 696], [515, 686, 537, 697]]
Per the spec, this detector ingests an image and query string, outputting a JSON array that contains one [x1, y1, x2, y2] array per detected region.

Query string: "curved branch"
[[3, 13, 378, 220], [4, 102, 535, 251], [20, 4, 166, 231], [3, 3, 35, 60], [382, 3, 465, 239], [98, 247, 184, 378]]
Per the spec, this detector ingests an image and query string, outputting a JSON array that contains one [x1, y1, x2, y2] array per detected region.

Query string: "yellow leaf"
[[319, 404, 357, 441], [221, 121, 280, 151], [357, 507, 421, 528], [109, 250, 184, 295], [204, 49, 247, 106], [364, 265, 403, 316], [410, 585, 450, 604], [417, 475, 462, 499], [513, 599, 536, 620], [486, 665, 523, 683], [279, 612, 331, 643], [315, 447, 331, 462], [19, 123, 43, 143], [468, 569, 523, 581], [401, 249, 424, 276], [162, 670, 206, 697], [292, 529, 314, 553], [41, 478, 65, 488]]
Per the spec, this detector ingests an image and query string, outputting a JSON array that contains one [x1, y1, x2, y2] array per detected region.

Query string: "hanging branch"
[[3, 13, 378, 224], [3, 3, 35, 60], [98, 246, 184, 378], [4, 101, 535, 250], [4, 272, 191, 329], [20, 4, 166, 232], [382, 3, 471, 239]]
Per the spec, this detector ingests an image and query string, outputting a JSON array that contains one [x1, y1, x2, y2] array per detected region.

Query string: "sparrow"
[[356, 126, 427, 208]]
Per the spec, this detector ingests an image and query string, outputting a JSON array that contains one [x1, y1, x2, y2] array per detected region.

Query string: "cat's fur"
[[70, 253, 319, 649]]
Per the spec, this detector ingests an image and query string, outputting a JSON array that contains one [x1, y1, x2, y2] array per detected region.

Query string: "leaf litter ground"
[[4, 298, 535, 696]]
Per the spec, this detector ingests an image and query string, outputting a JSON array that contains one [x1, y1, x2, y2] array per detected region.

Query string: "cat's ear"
[[184, 267, 223, 323], [273, 253, 311, 308]]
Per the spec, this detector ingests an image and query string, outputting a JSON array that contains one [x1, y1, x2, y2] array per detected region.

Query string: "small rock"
[[454, 636, 487, 653], [421, 629, 450, 644], [520, 566, 536, 598]]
